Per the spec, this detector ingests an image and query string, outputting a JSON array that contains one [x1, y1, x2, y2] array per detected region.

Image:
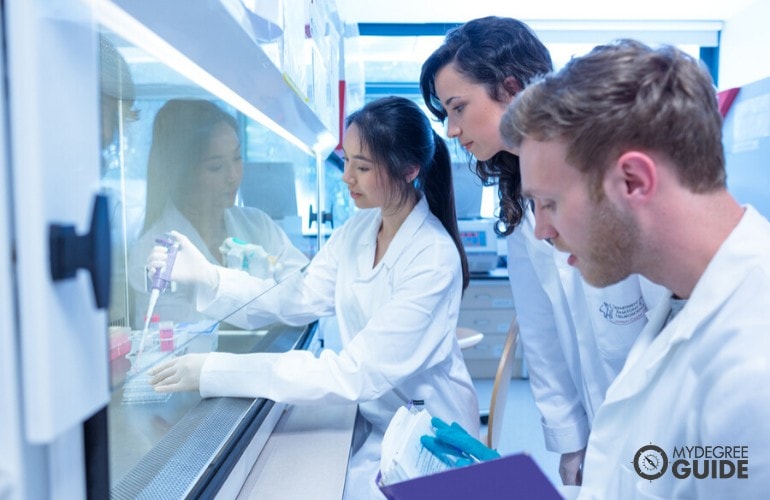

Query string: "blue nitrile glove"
[[421, 435, 476, 467], [421, 417, 501, 467]]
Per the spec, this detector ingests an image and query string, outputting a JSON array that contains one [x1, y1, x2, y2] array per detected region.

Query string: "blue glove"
[[421, 417, 501, 467], [421, 435, 476, 467]]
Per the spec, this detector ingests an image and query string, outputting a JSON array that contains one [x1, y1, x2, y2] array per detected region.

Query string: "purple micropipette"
[[135, 233, 179, 369], [151, 233, 179, 293]]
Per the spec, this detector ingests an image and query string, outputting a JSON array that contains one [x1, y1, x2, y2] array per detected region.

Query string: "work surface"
[[236, 403, 358, 499]]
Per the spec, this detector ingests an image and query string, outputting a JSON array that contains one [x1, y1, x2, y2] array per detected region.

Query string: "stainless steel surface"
[[236, 403, 357, 500]]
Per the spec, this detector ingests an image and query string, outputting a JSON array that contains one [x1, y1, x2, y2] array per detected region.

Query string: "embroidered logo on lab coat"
[[599, 296, 647, 325]]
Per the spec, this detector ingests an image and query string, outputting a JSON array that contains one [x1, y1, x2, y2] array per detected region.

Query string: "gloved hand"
[[421, 435, 477, 467], [421, 417, 500, 467], [559, 447, 585, 485], [148, 353, 209, 393], [146, 230, 219, 290]]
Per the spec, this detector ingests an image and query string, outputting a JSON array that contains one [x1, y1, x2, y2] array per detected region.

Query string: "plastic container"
[[122, 350, 172, 405], [159, 321, 175, 351], [109, 326, 131, 360]]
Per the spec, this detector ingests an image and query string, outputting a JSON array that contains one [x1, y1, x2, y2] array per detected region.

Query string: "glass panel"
[[99, 27, 321, 495], [325, 158, 355, 235], [100, 28, 317, 347]]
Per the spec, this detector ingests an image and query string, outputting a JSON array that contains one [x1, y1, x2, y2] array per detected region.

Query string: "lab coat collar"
[[382, 195, 430, 268], [604, 205, 768, 404], [661, 205, 768, 346], [355, 195, 430, 275], [603, 295, 671, 402]]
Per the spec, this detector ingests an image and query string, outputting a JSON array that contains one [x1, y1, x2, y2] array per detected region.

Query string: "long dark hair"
[[345, 96, 469, 290], [141, 99, 238, 234], [419, 16, 553, 235]]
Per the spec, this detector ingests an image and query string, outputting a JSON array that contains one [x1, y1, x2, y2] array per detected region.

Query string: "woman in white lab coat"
[[148, 96, 479, 499], [419, 16, 668, 483], [128, 98, 309, 326]]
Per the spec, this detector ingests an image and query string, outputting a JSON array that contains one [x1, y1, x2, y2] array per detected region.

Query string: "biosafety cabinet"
[[0, 1, 363, 498]]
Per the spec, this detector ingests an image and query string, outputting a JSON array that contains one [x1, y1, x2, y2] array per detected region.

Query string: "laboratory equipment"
[[123, 313, 167, 404], [457, 219, 499, 273], [159, 321, 174, 351], [3, 0, 346, 496], [135, 233, 178, 367], [219, 236, 282, 279], [122, 234, 178, 405], [121, 362, 171, 405]]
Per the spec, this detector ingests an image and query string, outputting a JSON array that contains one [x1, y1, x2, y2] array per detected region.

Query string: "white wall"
[[719, 1, 770, 89]]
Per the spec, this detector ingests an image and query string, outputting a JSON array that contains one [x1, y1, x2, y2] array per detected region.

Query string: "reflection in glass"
[[128, 99, 309, 329], [97, 28, 326, 494]]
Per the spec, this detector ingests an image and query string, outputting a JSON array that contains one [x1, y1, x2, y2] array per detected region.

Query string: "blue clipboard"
[[379, 453, 563, 500]]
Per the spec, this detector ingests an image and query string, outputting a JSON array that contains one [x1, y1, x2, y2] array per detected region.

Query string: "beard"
[[578, 197, 639, 288]]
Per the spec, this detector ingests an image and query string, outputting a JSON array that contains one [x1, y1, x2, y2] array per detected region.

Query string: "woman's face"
[[433, 63, 513, 161], [191, 121, 243, 212], [341, 123, 389, 210]]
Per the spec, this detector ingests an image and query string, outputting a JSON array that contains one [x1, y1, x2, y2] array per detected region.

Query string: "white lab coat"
[[128, 202, 309, 326], [579, 205, 770, 499], [196, 196, 479, 499], [507, 210, 668, 452]]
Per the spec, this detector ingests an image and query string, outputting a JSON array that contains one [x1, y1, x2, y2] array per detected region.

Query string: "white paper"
[[379, 406, 451, 486]]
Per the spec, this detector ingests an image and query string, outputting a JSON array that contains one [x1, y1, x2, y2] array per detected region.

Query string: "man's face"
[[519, 137, 639, 287]]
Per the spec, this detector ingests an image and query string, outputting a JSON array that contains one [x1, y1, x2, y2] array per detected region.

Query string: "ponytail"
[[421, 132, 470, 291], [345, 97, 470, 291]]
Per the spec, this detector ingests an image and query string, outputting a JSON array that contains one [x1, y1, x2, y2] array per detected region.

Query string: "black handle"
[[308, 204, 334, 229], [49, 194, 111, 309]]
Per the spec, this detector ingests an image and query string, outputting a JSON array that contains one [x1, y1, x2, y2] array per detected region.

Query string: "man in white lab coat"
[[501, 39, 770, 498]]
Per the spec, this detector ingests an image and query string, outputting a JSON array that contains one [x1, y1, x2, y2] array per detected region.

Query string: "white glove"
[[559, 447, 585, 486], [149, 353, 209, 393], [146, 230, 219, 290]]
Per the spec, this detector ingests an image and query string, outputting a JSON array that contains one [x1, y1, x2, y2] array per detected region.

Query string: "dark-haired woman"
[[147, 96, 479, 499], [420, 16, 667, 485]]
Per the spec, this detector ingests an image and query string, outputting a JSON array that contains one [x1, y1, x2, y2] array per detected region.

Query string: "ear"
[[605, 151, 657, 206], [406, 165, 420, 183], [502, 76, 521, 99]]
